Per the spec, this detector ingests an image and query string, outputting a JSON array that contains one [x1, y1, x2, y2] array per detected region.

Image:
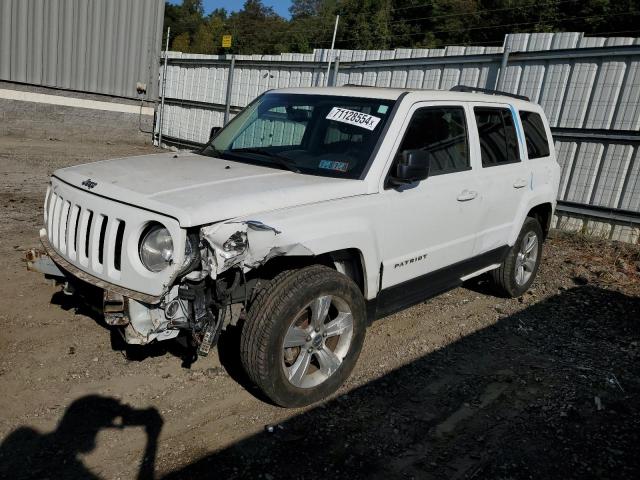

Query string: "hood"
[[53, 152, 369, 227]]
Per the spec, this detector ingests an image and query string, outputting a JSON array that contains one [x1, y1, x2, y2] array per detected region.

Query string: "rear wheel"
[[240, 265, 366, 407], [490, 217, 543, 298]]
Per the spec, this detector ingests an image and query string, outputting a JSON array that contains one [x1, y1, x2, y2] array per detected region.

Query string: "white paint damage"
[[201, 220, 314, 278]]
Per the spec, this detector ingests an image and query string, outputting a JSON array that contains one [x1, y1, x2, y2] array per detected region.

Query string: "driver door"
[[374, 102, 482, 301]]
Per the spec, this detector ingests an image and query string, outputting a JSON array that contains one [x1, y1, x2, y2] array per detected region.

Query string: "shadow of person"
[[0, 395, 163, 480]]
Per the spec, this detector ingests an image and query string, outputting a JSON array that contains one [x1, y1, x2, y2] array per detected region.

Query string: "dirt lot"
[[1, 132, 639, 480]]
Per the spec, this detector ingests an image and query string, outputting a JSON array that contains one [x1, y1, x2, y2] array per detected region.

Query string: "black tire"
[[490, 216, 544, 298], [240, 265, 367, 407]]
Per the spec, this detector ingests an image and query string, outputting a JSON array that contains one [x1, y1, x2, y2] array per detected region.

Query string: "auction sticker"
[[326, 107, 381, 131]]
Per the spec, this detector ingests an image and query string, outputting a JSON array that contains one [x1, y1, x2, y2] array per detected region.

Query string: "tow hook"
[[103, 290, 129, 326], [25, 248, 65, 278]]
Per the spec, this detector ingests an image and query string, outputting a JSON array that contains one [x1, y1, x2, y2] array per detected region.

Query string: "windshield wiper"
[[200, 144, 224, 158], [229, 148, 301, 174]]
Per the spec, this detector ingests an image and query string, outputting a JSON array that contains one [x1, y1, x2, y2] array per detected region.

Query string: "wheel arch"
[[508, 196, 555, 246], [247, 247, 368, 297]]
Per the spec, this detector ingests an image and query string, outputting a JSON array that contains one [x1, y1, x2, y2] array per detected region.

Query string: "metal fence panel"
[[619, 147, 640, 212], [159, 31, 640, 240], [0, 0, 164, 99]]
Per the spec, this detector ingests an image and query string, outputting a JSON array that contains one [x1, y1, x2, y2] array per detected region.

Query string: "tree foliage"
[[164, 0, 639, 54]]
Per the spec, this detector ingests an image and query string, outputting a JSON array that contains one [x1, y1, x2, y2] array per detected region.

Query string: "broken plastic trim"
[[201, 220, 313, 278]]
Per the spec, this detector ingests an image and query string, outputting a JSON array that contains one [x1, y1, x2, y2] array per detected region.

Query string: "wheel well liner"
[[527, 203, 553, 239]]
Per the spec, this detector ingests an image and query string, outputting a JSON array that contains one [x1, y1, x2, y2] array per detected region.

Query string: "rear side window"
[[519, 111, 551, 159], [395, 106, 469, 176], [474, 107, 520, 167]]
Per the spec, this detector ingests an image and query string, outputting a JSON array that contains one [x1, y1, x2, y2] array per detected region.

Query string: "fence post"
[[224, 54, 236, 125], [331, 56, 340, 86], [157, 26, 170, 147], [495, 45, 510, 90]]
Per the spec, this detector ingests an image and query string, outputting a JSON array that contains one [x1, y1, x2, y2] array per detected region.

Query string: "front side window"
[[474, 107, 520, 167], [201, 93, 396, 179], [519, 111, 551, 159], [393, 106, 469, 176]]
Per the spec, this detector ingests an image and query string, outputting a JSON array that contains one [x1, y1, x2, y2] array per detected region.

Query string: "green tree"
[[164, 0, 205, 51], [287, 0, 338, 52], [172, 32, 192, 51], [333, 0, 393, 50], [191, 10, 227, 54], [164, 0, 640, 55], [290, 0, 325, 18], [225, 0, 290, 54]]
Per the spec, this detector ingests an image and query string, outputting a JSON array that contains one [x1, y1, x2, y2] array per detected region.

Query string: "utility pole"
[[325, 15, 340, 87], [224, 54, 235, 125]]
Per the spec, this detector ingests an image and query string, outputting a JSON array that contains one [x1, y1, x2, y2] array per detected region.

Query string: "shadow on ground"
[[4, 285, 639, 479], [0, 396, 162, 480]]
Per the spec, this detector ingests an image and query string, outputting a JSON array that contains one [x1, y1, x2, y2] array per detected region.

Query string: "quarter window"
[[519, 111, 551, 159], [395, 106, 469, 176], [474, 107, 520, 167]]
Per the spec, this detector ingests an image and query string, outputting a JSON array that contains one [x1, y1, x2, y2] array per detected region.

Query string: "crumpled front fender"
[[201, 220, 314, 278]]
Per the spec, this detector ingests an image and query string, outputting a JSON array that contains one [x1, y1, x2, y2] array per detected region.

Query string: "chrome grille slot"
[[77, 209, 92, 267], [98, 215, 108, 266], [51, 194, 63, 248], [47, 191, 58, 244], [88, 212, 103, 273], [67, 205, 81, 260], [43, 186, 51, 224], [59, 201, 71, 254], [114, 221, 125, 272]]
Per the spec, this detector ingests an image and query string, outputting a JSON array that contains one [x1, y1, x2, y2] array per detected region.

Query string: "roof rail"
[[450, 85, 530, 101]]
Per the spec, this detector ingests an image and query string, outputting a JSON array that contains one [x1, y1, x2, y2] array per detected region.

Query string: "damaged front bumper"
[[33, 235, 164, 304], [27, 238, 182, 345], [29, 217, 310, 350]]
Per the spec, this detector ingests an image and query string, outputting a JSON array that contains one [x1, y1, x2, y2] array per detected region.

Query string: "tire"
[[490, 216, 543, 298], [240, 265, 367, 407]]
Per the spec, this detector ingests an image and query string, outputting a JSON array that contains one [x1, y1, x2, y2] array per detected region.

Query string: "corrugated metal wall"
[[0, 0, 165, 99], [159, 32, 640, 242]]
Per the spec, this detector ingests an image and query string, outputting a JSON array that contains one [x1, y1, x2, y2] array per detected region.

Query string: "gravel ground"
[[0, 133, 639, 480]]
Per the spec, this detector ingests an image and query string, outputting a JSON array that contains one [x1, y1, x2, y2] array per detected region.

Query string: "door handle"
[[513, 179, 528, 189], [457, 190, 477, 202]]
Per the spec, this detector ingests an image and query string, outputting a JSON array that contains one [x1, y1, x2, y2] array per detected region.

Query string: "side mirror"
[[391, 149, 430, 186], [210, 126, 222, 140]]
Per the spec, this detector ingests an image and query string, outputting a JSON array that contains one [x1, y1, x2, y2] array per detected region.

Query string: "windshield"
[[201, 93, 396, 179]]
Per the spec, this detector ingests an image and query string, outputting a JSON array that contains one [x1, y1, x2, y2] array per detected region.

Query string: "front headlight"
[[139, 223, 174, 272]]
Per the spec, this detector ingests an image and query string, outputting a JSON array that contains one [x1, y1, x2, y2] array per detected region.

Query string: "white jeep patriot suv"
[[34, 86, 560, 407]]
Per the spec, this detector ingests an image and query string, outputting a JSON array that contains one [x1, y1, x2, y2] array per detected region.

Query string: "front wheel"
[[240, 265, 367, 407], [490, 217, 543, 298]]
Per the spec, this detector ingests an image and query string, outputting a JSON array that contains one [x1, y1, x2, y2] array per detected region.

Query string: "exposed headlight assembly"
[[139, 223, 174, 272], [181, 232, 201, 273]]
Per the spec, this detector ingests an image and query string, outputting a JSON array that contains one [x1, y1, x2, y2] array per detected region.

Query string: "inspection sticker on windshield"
[[319, 160, 349, 172], [326, 107, 381, 131]]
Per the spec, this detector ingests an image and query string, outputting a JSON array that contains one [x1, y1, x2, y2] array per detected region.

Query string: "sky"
[[202, 1, 292, 18]]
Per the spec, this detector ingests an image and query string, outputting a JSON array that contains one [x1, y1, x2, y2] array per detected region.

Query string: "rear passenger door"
[[471, 104, 528, 253], [518, 109, 556, 196]]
